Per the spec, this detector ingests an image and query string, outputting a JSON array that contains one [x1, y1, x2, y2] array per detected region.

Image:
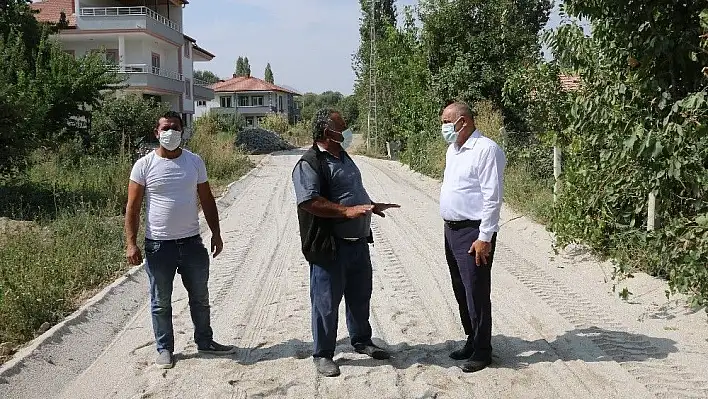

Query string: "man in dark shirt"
[[292, 108, 400, 377]]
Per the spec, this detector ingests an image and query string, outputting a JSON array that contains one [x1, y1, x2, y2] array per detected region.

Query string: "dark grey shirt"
[[292, 150, 372, 239]]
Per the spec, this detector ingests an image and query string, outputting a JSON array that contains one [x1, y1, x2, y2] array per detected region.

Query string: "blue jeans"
[[310, 238, 373, 358], [144, 235, 213, 353]]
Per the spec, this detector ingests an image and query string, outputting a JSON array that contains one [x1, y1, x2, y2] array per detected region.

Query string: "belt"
[[444, 220, 481, 230], [145, 234, 200, 243]]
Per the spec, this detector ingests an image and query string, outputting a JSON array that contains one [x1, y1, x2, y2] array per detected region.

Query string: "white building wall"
[[181, 40, 194, 113]]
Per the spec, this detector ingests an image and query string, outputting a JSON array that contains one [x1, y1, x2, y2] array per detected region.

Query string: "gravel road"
[[2, 151, 707, 399]]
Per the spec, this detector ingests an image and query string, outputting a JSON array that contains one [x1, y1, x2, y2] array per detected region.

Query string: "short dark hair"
[[448, 102, 475, 120], [156, 111, 183, 129], [311, 108, 337, 141]]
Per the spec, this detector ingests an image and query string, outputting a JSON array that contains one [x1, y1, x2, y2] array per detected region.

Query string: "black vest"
[[294, 145, 374, 265], [295, 145, 337, 265]]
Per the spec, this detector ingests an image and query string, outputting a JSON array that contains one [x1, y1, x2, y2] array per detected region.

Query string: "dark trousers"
[[444, 224, 496, 360], [310, 238, 373, 358], [144, 235, 213, 353]]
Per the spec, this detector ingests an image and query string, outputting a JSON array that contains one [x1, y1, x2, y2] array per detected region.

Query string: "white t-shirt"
[[130, 149, 208, 240]]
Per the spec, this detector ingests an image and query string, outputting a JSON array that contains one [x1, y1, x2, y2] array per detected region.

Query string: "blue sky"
[[184, 1, 567, 95]]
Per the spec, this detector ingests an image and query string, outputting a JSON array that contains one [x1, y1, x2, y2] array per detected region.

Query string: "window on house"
[[245, 117, 254, 126], [197, 100, 207, 107], [185, 79, 191, 99], [184, 44, 190, 58], [251, 96, 264, 106], [278, 96, 283, 112], [105, 49, 119, 64], [220, 96, 232, 108], [238, 96, 249, 107], [151, 53, 161, 74]]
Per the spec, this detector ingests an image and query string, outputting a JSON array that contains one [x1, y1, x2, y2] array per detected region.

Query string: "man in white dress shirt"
[[439, 102, 506, 373]]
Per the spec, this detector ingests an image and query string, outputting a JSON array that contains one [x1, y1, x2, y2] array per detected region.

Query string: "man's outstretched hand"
[[372, 202, 401, 218]]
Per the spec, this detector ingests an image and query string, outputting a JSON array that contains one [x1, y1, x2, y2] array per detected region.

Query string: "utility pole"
[[366, 0, 378, 154]]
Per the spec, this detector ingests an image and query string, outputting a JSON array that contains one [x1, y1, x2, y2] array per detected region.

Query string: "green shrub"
[[189, 118, 252, 188], [197, 111, 246, 134], [90, 94, 170, 155], [260, 113, 289, 135]]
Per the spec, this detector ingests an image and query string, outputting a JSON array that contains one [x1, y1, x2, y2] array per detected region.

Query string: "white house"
[[197, 75, 301, 127], [31, 0, 216, 132]]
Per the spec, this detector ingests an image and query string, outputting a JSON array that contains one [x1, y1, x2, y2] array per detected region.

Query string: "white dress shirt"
[[440, 130, 507, 242]]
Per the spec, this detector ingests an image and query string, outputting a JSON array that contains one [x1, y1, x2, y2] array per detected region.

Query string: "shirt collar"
[[461, 129, 482, 149], [317, 143, 342, 159]]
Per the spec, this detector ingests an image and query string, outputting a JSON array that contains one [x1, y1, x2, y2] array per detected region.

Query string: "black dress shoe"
[[449, 338, 474, 360], [353, 343, 390, 360], [460, 357, 492, 373], [313, 357, 340, 377]]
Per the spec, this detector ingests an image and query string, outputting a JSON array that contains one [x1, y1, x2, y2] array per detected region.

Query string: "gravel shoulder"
[[1, 152, 706, 399]]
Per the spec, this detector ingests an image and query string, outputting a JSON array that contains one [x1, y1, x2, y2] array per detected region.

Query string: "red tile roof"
[[559, 74, 581, 91], [211, 76, 300, 95], [31, 0, 77, 27]]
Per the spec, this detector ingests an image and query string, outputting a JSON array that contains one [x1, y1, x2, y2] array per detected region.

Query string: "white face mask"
[[441, 117, 463, 144], [159, 129, 182, 151], [340, 128, 354, 150]]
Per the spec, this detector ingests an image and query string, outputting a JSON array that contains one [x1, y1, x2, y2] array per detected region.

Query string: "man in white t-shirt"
[[125, 111, 235, 369]]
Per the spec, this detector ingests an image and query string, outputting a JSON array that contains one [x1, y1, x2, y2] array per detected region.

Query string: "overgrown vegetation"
[[90, 94, 171, 156], [353, 1, 708, 306], [189, 119, 252, 191], [0, 0, 118, 173]]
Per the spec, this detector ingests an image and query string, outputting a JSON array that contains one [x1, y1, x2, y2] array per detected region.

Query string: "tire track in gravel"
[[359, 156, 708, 399], [498, 244, 708, 399]]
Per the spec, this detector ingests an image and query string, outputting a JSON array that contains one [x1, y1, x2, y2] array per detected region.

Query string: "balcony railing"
[[109, 64, 183, 81], [80, 6, 182, 33], [194, 79, 213, 87]]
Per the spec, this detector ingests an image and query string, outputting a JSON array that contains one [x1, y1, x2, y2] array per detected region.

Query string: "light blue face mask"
[[441, 117, 463, 144], [340, 128, 354, 150]]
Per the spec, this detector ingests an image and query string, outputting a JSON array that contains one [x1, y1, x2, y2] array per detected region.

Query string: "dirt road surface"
[[2, 151, 708, 399]]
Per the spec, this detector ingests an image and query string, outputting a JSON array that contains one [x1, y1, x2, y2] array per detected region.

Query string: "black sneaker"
[[197, 340, 237, 355], [155, 350, 174, 369], [313, 357, 340, 377], [460, 357, 492, 373], [353, 343, 390, 360]]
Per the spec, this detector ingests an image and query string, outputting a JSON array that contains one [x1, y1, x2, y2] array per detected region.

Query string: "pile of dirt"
[[235, 127, 294, 155]]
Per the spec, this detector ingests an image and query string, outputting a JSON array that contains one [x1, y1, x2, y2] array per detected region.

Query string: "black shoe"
[[449, 337, 474, 360], [353, 343, 390, 360], [313, 357, 340, 377], [460, 357, 492, 373]]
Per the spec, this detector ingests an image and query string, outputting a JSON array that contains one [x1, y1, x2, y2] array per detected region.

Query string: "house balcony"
[[78, 6, 183, 45], [211, 105, 278, 116], [193, 79, 215, 101], [110, 64, 184, 94]]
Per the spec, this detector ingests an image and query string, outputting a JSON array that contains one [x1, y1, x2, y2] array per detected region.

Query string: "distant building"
[[31, 0, 216, 133], [197, 75, 301, 126]]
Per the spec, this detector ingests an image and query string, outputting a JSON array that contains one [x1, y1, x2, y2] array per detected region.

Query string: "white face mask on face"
[[441, 117, 463, 144], [159, 129, 182, 151], [340, 128, 354, 150]]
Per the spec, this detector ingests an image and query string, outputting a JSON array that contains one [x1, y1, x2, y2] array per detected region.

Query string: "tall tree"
[[243, 57, 251, 77], [235, 56, 244, 76], [0, 0, 118, 172], [353, 0, 398, 146], [265, 63, 274, 83], [419, 0, 551, 110], [194, 70, 220, 84]]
